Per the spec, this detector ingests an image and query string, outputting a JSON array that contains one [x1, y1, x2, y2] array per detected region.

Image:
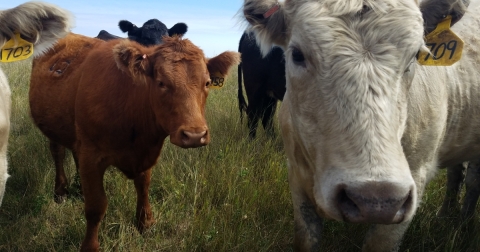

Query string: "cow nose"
[[181, 130, 209, 147], [336, 182, 413, 224]]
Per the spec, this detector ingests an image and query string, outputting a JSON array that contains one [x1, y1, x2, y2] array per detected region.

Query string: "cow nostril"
[[338, 188, 361, 220], [200, 130, 208, 144], [181, 131, 190, 142], [395, 191, 413, 221]]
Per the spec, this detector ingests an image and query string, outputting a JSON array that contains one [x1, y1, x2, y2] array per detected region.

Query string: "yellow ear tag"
[[0, 33, 34, 62], [208, 72, 225, 90], [417, 15, 463, 66]]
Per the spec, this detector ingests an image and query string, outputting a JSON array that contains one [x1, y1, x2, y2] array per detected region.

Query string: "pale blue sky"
[[1, 0, 246, 57]]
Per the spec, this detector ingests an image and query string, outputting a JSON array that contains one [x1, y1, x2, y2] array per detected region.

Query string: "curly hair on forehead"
[[320, 0, 398, 16]]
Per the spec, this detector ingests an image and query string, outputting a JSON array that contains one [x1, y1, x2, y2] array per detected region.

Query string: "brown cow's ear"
[[207, 51, 241, 77], [113, 41, 153, 82]]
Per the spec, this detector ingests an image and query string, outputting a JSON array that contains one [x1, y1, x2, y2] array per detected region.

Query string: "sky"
[[1, 0, 246, 57]]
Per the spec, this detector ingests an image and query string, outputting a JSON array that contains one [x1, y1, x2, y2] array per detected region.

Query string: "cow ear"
[[119, 20, 134, 33], [207, 51, 241, 77], [168, 23, 188, 37], [420, 0, 469, 34], [113, 41, 153, 81], [0, 1, 73, 57], [243, 0, 288, 56]]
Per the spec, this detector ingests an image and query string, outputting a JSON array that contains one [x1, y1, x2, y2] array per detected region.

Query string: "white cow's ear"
[[242, 0, 288, 56], [113, 41, 152, 83]]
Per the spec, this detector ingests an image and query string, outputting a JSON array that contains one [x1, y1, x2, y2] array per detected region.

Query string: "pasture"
[[0, 59, 478, 251]]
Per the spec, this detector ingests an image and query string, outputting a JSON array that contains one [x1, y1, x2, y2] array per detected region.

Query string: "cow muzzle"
[[171, 127, 210, 148], [335, 182, 414, 224]]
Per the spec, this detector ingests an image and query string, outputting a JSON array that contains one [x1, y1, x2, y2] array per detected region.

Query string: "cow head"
[[243, 0, 467, 225], [119, 19, 188, 46], [113, 37, 240, 148]]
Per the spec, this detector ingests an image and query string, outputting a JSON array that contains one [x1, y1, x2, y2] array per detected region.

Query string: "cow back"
[[30, 33, 104, 148]]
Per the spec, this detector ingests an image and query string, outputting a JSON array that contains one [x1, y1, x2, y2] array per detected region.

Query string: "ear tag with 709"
[[0, 33, 34, 63], [417, 15, 463, 66]]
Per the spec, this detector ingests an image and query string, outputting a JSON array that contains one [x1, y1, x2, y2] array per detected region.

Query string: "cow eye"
[[291, 47, 305, 66], [206, 80, 211, 87], [159, 82, 165, 87]]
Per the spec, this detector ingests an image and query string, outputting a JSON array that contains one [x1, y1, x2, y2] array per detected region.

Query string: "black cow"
[[95, 19, 187, 46], [238, 31, 286, 139]]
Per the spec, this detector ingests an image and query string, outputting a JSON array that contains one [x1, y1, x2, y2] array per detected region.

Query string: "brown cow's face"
[[150, 54, 210, 148], [113, 37, 240, 148]]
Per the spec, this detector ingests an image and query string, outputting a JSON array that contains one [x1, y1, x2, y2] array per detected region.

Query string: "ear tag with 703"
[[0, 33, 34, 63], [417, 15, 463, 66]]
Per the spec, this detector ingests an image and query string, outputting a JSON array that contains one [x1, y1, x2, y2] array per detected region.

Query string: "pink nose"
[[336, 182, 413, 224]]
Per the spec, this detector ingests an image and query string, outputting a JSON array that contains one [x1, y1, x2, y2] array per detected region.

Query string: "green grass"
[[0, 60, 478, 251]]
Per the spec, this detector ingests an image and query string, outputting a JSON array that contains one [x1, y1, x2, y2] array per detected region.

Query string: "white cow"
[[0, 1, 73, 207], [243, 0, 479, 251]]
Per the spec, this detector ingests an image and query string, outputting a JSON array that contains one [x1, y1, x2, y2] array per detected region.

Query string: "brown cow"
[[29, 33, 239, 251]]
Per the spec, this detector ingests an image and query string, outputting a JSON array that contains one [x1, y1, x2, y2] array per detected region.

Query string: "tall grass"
[[0, 60, 478, 251]]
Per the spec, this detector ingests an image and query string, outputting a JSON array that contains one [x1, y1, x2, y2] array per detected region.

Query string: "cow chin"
[[169, 126, 210, 148]]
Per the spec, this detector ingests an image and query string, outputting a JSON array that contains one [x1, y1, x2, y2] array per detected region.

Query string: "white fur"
[[244, 0, 480, 250], [0, 1, 74, 207], [0, 70, 10, 207]]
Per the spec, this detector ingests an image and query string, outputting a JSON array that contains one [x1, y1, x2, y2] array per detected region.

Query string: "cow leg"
[[461, 160, 480, 219], [246, 103, 261, 139], [50, 141, 68, 203], [79, 155, 108, 252], [71, 150, 83, 198], [134, 168, 155, 232], [437, 163, 465, 217], [262, 97, 277, 138]]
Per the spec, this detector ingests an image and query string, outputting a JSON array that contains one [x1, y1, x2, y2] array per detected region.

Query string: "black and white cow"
[[96, 19, 188, 46], [238, 31, 286, 138]]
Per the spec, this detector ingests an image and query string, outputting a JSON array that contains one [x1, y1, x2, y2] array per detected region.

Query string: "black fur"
[[96, 19, 188, 46], [421, 0, 470, 34], [238, 31, 286, 139]]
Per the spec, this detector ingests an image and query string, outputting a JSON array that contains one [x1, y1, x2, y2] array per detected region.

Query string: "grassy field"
[[0, 59, 478, 252]]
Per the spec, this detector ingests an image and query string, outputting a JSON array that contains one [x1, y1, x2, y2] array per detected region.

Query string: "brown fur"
[[29, 33, 239, 251]]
